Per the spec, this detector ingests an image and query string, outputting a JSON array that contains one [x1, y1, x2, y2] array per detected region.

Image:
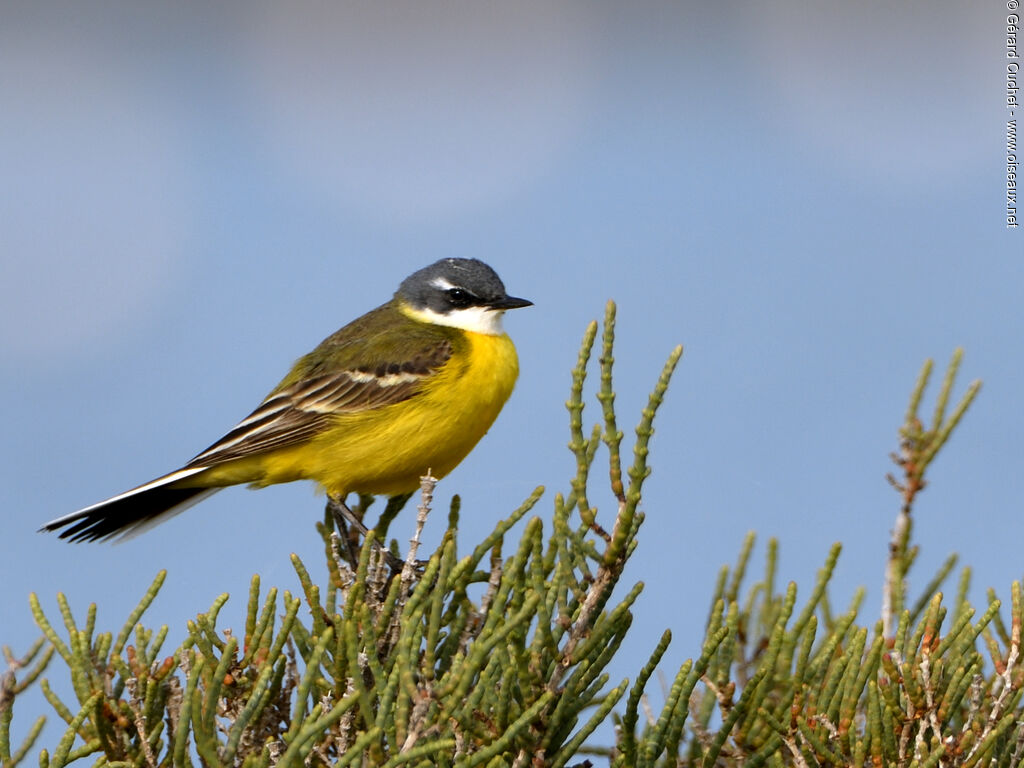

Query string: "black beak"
[[490, 295, 533, 310]]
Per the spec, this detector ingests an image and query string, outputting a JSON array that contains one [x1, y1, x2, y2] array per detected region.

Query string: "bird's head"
[[397, 258, 532, 335]]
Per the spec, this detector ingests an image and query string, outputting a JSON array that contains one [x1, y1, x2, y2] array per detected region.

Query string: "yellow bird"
[[43, 258, 531, 542]]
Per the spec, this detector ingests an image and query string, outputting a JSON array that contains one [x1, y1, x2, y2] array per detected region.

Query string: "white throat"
[[405, 305, 506, 335]]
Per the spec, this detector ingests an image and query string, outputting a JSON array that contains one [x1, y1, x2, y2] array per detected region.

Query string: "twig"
[[781, 732, 812, 768], [125, 677, 159, 768], [401, 473, 435, 586], [919, 653, 946, 767], [965, 615, 1020, 764]]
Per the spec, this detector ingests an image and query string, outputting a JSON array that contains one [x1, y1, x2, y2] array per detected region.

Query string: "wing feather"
[[187, 339, 452, 466]]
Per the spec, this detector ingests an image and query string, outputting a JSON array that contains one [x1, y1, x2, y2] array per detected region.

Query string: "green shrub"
[[4, 304, 1016, 768]]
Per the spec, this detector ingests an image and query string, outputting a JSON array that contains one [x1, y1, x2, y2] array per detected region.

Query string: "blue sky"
[[2, 0, 1021, 751]]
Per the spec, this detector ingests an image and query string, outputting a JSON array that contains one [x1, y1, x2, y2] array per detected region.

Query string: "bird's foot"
[[326, 495, 405, 572]]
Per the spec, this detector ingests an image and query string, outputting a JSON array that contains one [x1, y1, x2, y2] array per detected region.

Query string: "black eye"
[[446, 288, 473, 308]]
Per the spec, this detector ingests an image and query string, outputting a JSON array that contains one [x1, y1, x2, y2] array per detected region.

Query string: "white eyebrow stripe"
[[430, 276, 457, 290]]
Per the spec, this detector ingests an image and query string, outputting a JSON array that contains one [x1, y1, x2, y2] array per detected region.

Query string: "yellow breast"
[[241, 330, 520, 496]]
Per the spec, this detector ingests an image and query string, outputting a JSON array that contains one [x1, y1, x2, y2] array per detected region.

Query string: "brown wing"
[[186, 342, 452, 467]]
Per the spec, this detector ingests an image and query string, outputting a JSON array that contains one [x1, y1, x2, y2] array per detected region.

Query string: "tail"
[[41, 467, 221, 543]]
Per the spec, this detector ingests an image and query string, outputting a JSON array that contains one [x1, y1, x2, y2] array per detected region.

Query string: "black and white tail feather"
[[41, 467, 220, 543]]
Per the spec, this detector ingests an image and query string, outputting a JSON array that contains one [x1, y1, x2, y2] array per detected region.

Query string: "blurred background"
[[2, 0, 1020, 750]]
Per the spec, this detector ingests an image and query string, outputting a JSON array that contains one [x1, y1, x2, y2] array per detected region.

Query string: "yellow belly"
[[197, 330, 519, 497]]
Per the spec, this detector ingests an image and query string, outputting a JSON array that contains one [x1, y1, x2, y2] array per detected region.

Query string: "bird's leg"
[[325, 494, 359, 569], [327, 494, 370, 537], [325, 494, 403, 572]]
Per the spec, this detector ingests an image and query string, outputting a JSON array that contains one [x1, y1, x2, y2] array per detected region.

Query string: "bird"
[[42, 258, 531, 543]]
